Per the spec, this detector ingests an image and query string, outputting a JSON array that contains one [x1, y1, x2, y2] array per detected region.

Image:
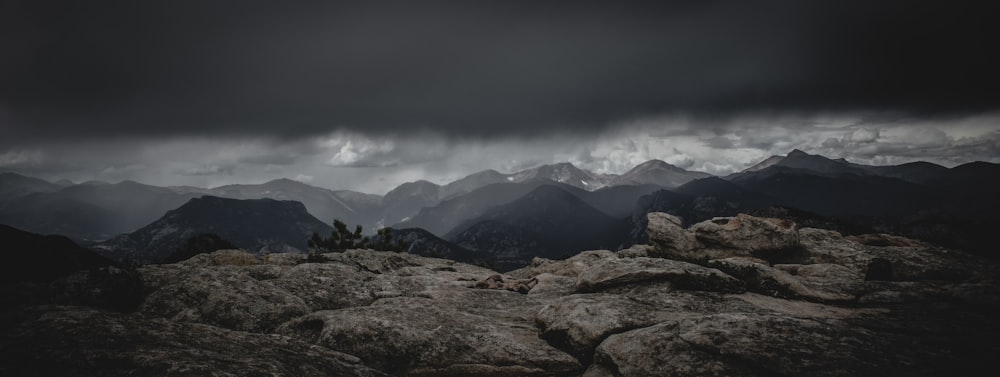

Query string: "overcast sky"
[[2, 1, 999, 194]]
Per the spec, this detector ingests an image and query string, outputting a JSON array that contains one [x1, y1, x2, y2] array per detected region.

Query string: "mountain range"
[[0, 159, 710, 243], [2, 150, 999, 270]]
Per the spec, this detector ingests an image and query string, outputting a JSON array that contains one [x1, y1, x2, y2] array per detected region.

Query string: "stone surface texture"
[[2, 213, 998, 376]]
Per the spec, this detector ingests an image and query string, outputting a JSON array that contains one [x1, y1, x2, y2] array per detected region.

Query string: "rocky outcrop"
[[278, 297, 580, 376], [3, 213, 998, 376], [646, 212, 799, 262], [691, 213, 799, 253], [645, 212, 699, 255], [0, 305, 388, 377], [574, 256, 744, 293]]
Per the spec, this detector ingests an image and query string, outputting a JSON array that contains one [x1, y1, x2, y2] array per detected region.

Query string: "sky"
[[2, 1, 999, 194]]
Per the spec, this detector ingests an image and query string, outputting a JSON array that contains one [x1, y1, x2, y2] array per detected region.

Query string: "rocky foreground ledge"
[[2, 213, 999, 376]]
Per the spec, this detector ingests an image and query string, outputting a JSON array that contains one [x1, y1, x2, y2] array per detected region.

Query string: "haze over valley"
[[3, 148, 997, 269]]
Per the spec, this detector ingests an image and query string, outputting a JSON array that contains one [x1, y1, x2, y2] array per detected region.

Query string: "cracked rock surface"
[[3, 214, 999, 376]]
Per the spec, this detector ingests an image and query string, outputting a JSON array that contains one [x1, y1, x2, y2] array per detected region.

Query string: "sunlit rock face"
[[3, 214, 999, 376]]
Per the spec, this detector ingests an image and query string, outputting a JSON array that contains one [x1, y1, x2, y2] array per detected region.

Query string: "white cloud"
[[848, 128, 879, 143], [327, 138, 398, 167]]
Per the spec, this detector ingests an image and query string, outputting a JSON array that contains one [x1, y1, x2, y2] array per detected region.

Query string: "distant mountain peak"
[[390, 180, 440, 190], [637, 159, 668, 166], [438, 169, 510, 200], [411, 179, 441, 186], [525, 162, 588, 176], [607, 159, 711, 188], [955, 161, 1000, 169], [506, 161, 610, 190], [728, 149, 966, 185], [258, 178, 314, 188], [899, 161, 945, 168], [742, 155, 785, 173], [756, 149, 870, 177], [633, 159, 687, 171], [546, 162, 576, 168], [80, 180, 112, 186], [471, 169, 503, 176], [523, 161, 580, 172], [115, 180, 149, 187], [783, 149, 849, 164], [787, 149, 810, 157]]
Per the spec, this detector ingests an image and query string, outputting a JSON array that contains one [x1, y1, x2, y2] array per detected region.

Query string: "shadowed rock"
[[0, 306, 389, 377], [587, 314, 895, 377]]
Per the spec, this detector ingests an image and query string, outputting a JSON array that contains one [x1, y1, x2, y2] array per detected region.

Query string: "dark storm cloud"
[[2, 0, 999, 145]]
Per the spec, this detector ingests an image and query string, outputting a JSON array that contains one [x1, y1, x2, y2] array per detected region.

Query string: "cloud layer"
[[3, 2, 997, 191], [2, 0, 999, 145], [3, 113, 998, 194]]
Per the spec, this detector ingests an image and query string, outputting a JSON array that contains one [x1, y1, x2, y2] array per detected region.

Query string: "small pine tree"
[[371, 227, 411, 253], [305, 219, 411, 261], [307, 219, 366, 253]]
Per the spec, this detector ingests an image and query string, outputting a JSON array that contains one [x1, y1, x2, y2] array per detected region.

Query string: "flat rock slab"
[[139, 265, 313, 333], [536, 291, 763, 361], [575, 256, 744, 293], [588, 313, 898, 377], [536, 294, 675, 360], [277, 296, 581, 376], [138, 249, 503, 333]]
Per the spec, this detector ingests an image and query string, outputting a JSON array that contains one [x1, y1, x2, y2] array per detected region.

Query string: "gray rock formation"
[[691, 213, 799, 251], [3, 213, 998, 376], [644, 212, 699, 255], [646, 212, 800, 262], [574, 256, 744, 293]]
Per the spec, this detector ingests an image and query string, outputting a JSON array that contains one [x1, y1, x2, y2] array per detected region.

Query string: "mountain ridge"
[[446, 185, 629, 270], [93, 196, 332, 263]]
